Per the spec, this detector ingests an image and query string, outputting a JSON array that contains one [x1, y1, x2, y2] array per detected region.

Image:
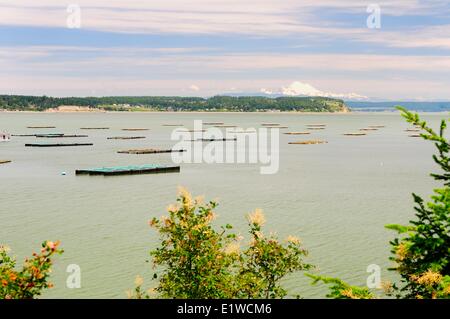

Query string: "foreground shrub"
[[307, 108, 450, 299], [385, 107, 450, 298], [0, 241, 63, 299], [307, 274, 375, 299], [132, 188, 312, 299]]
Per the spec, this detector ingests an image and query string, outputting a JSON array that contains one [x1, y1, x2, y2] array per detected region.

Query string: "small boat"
[[0, 132, 11, 142]]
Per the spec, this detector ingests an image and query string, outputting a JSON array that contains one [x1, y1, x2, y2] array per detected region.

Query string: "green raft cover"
[[76, 164, 180, 175]]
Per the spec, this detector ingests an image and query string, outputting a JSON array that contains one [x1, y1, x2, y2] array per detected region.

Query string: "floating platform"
[[213, 125, 237, 128], [0, 160, 11, 164], [263, 126, 288, 129], [13, 134, 40, 137], [181, 129, 206, 133], [107, 136, 146, 140], [80, 127, 110, 130], [34, 133, 64, 138], [343, 133, 367, 136], [27, 126, 56, 129], [25, 143, 94, 147], [359, 128, 378, 131], [121, 128, 149, 131], [289, 140, 328, 145], [35, 134, 88, 138], [118, 148, 185, 154], [12, 133, 85, 138], [229, 130, 257, 133], [284, 132, 311, 135], [198, 138, 237, 142], [76, 164, 180, 176]]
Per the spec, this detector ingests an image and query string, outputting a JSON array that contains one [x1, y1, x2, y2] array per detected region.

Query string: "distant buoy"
[[61, 172, 67, 176]]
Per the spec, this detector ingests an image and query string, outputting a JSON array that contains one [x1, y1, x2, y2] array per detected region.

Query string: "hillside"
[[0, 95, 349, 113]]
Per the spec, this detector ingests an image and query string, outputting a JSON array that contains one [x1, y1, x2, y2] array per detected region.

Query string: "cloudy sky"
[[1, 0, 450, 100]]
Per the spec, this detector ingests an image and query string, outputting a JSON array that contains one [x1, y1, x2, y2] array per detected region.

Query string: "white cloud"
[[260, 88, 273, 95], [4, 46, 450, 74], [263, 81, 368, 100], [2, 45, 450, 100], [0, 0, 449, 49], [189, 84, 200, 91], [347, 23, 450, 50]]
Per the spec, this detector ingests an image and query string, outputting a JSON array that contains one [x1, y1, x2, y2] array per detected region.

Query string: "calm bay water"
[[0, 111, 443, 298]]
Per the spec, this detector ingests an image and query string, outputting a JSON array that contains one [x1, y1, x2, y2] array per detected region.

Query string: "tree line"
[[0, 95, 347, 112]]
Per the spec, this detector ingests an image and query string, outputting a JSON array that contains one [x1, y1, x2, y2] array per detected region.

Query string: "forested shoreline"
[[0, 95, 348, 112]]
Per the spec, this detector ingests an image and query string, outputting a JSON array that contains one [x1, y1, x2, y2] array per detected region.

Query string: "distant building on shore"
[[0, 132, 10, 141], [45, 105, 102, 112]]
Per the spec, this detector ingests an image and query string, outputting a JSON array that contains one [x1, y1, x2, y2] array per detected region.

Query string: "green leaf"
[[385, 224, 415, 234]]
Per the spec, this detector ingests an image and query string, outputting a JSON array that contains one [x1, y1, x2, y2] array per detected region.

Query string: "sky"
[[1, 0, 450, 100]]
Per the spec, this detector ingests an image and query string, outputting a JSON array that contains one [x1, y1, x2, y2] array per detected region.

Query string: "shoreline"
[[1, 110, 448, 115], [1, 110, 351, 114]]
